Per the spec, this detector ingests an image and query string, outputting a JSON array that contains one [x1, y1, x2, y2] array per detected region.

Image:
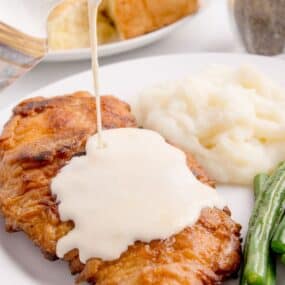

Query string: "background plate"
[[1, 53, 285, 284], [45, 17, 190, 62]]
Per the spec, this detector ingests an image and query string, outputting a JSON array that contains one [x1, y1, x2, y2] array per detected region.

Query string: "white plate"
[[1, 53, 285, 284], [45, 17, 189, 62]]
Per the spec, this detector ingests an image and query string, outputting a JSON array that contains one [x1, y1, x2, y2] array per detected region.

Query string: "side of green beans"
[[243, 163, 285, 285], [240, 173, 275, 285], [255, 174, 276, 285], [271, 216, 285, 254], [253, 174, 269, 199], [264, 256, 276, 285]]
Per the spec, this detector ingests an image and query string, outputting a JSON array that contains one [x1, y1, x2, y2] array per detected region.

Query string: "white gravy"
[[88, 0, 104, 148], [51, 0, 224, 264], [52, 128, 224, 262]]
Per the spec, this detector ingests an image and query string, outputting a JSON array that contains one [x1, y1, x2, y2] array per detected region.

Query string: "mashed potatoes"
[[134, 65, 285, 185]]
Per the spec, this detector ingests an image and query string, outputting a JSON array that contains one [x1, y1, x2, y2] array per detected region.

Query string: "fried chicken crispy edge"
[[0, 92, 241, 285]]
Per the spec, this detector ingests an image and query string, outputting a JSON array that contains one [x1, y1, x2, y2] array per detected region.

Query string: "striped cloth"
[[0, 22, 47, 91]]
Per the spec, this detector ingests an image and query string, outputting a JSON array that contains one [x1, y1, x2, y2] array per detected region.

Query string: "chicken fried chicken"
[[0, 92, 241, 284]]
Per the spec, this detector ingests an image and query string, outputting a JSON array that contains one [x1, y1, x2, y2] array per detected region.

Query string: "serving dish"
[[45, 0, 212, 62], [45, 17, 189, 62]]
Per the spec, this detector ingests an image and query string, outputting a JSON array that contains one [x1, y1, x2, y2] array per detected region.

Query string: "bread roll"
[[107, 0, 199, 39], [48, 0, 199, 50], [48, 0, 118, 50]]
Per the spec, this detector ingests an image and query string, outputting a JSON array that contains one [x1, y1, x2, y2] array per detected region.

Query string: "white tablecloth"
[[0, 0, 256, 108]]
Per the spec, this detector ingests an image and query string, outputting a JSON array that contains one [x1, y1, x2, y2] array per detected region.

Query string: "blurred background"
[[1, 0, 284, 106]]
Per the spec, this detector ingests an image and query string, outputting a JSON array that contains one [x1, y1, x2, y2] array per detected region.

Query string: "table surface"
[[1, 0, 282, 109]]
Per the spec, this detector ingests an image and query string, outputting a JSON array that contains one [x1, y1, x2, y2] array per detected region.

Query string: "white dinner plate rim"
[[45, 17, 190, 62]]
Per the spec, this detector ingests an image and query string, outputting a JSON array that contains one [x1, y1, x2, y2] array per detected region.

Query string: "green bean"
[[244, 162, 285, 285], [264, 255, 276, 285], [240, 173, 275, 285], [253, 174, 269, 198], [254, 174, 276, 284], [257, 175, 278, 285], [271, 216, 285, 254]]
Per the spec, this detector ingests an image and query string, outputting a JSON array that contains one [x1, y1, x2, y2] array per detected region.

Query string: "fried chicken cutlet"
[[0, 92, 241, 284]]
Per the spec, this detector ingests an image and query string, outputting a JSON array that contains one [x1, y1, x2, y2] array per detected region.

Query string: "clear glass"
[[229, 0, 285, 55]]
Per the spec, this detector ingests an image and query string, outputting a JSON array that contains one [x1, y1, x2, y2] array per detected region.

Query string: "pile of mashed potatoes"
[[134, 65, 285, 185]]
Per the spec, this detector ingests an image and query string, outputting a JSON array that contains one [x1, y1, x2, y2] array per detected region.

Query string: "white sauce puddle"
[[52, 128, 224, 262]]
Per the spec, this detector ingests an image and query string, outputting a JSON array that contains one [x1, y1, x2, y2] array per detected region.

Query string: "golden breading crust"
[[73, 207, 241, 285], [0, 92, 241, 284], [0, 92, 136, 258], [108, 0, 199, 39]]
